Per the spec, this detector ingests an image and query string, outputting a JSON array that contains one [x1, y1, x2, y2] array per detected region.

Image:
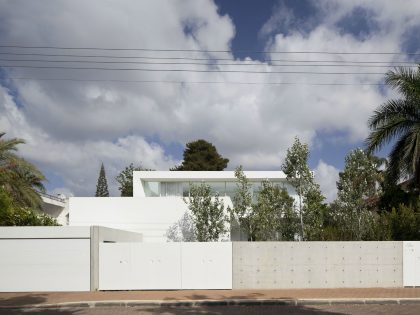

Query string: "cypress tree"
[[95, 163, 109, 197]]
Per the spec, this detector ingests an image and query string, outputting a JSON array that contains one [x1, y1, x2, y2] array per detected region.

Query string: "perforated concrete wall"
[[233, 242, 403, 289]]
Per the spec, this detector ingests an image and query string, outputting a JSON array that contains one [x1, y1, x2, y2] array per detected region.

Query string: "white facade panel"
[[181, 242, 232, 289], [99, 242, 182, 290], [70, 197, 233, 242], [70, 197, 187, 242], [0, 239, 90, 292], [403, 241, 420, 286]]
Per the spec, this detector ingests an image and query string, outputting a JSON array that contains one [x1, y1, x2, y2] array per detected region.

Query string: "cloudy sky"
[[0, 0, 419, 201]]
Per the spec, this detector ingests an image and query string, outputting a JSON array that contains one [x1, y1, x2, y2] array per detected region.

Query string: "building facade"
[[70, 171, 297, 242]]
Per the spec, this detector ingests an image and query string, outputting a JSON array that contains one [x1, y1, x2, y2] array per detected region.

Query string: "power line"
[[8, 77, 385, 86], [0, 64, 386, 74], [0, 52, 417, 65], [0, 58, 415, 68], [1, 44, 420, 55]]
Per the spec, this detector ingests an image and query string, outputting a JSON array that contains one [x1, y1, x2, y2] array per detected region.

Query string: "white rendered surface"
[[181, 242, 232, 289], [99, 242, 182, 290], [0, 238, 90, 292], [133, 171, 287, 197], [403, 241, 420, 286], [98, 242, 232, 290], [0, 226, 90, 239], [70, 197, 232, 242]]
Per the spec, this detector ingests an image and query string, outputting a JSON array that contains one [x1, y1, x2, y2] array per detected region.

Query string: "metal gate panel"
[[403, 241, 420, 286], [99, 242, 181, 290], [181, 242, 232, 289]]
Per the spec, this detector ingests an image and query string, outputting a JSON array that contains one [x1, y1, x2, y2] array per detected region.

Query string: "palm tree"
[[0, 132, 45, 208], [366, 66, 420, 190]]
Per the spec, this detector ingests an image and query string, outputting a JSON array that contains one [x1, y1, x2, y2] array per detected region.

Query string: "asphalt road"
[[1, 304, 420, 315]]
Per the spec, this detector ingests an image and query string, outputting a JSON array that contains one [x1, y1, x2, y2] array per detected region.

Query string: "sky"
[[1, 0, 420, 202]]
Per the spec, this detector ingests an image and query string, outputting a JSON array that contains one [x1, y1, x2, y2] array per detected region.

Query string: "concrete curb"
[[2, 298, 420, 309]]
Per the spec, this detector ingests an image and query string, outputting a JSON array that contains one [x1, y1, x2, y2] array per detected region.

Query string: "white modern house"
[[69, 171, 296, 242], [40, 192, 69, 225]]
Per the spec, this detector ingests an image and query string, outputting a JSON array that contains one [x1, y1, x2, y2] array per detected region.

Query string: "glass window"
[[144, 181, 160, 197], [165, 182, 181, 196], [182, 182, 190, 197], [226, 181, 238, 200], [208, 181, 226, 196]]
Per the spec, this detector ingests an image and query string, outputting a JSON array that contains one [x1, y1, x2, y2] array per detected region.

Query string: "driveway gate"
[[98, 242, 232, 290]]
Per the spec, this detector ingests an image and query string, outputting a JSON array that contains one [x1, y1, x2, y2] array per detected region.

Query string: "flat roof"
[[134, 171, 287, 181]]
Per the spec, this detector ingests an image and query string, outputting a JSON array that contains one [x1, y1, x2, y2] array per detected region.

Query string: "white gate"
[[403, 241, 420, 286], [99, 242, 232, 290]]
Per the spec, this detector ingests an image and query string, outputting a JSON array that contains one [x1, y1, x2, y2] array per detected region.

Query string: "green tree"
[[0, 132, 45, 209], [382, 200, 420, 240], [172, 139, 229, 171], [334, 149, 381, 240], [0, 188, 58, 226], [281, 137, 325, 240], [95, 163, 109, 197], [116, 163, 152, 196], [366, 66, 420, 190], [252, 180, 298, 241], [229, 166, 253, 240], [183, 183, 227, 241]]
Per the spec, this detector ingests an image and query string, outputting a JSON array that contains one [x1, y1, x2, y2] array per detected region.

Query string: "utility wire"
[[0, 58, 416, 68], [8, 77, 385, 86], [0, 64, 386, 74], [0, 52, 417, 65], [1, 44, 420, 55]]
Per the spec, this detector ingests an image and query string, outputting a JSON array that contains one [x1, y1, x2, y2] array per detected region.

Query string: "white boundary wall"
[[99, 242, 232, 290], [0, 226, 143, 292], [0, 227, 91, 292]]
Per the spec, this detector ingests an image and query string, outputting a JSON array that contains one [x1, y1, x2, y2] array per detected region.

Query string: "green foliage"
[[95, 163, 109, 197], [366, 66, 420, 190], [0, 189, 58, 226], [252, 180, 298, 241], [228, 166, 253, 238], [0, 132, 45, 209], [382, 200, 420, 240], [183, 183, 227, 241], [281, 137, 325, 240], [116, 163, 152, 196], [172, 139, 229, 171], [334, 149, 382, 240]]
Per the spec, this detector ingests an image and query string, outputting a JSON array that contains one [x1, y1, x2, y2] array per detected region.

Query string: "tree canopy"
[[95, 163, 109, 197], [0, 132, 57, 226], [0, 132, 45, 209], [172, 139, 229, 171], [116, 163, 152, 196], [281, 137, 325, 240], [366, 66, 420, 190]]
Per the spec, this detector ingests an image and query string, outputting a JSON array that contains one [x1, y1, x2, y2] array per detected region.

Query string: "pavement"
[[1, 288, 420, 309]]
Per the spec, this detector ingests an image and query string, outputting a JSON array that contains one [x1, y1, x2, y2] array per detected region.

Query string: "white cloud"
[[0, 0, 419, 195], [0, 86, 178, 196], [314, 160, 340, 202]]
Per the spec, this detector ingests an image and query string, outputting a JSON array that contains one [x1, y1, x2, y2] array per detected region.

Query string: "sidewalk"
[[1, 288, 420, 309]]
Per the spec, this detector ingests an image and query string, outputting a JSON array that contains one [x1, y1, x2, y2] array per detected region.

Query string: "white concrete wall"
[[233, 242, 403, 289], [98, 242, 232, 290], [0, 227, 91, 292], [70, 197, 233, 242]]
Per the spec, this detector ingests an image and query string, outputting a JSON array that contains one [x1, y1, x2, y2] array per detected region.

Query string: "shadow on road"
[[0, 294, 80, 315], [136, 304, 346, 315]]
